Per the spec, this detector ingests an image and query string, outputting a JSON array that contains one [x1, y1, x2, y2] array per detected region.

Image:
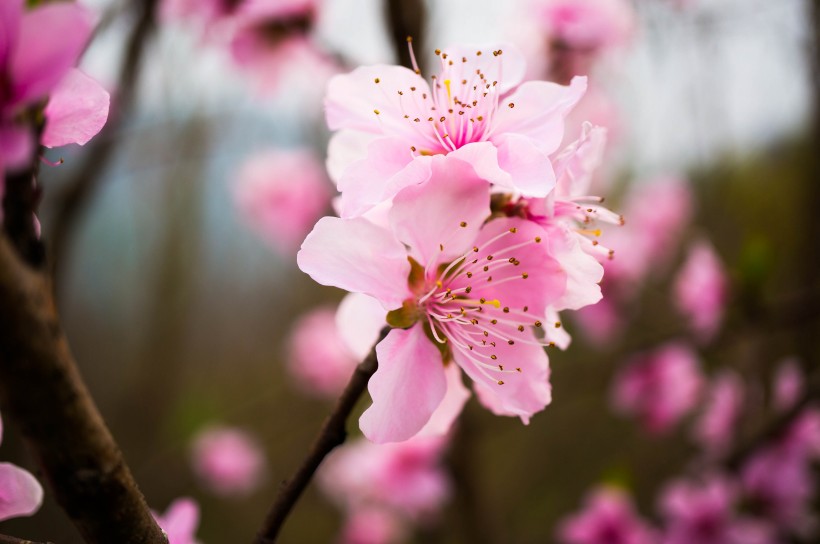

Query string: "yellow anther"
[[444, 79, 452, 100]]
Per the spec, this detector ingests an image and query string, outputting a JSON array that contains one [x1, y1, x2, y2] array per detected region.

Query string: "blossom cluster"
[[296, 43, 620, 445]]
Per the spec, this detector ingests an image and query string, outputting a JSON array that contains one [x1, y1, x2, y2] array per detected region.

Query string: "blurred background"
[[3, 0, 819, 541]]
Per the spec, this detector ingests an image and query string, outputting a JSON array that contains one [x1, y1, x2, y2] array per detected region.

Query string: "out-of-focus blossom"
[[233, 148, 331, 257], [190, 425, 266, 497], [774, 358, 804, 412], [693, 371, 744, 455], [325, 43, 587, 218], [0, 0, 110, 174], [605, 177, 693, 286], [153, 498, 201, 544], [742, 445, 816, 535], [612, 343, 704, 434], [0, 414, 43, 522], [674, 240, 728, 342], [318, 435, 451, 523], [537, 0, 635, 82], [659, 476, 775, 544], [557, 486, 659, 544], [299, 156, 568, 442], [339, 506, 406, 544]]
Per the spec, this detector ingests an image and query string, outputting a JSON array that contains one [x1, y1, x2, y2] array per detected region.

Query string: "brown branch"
[[49, 0, 158, 285], [385, 0, 427, 74], [252, 327, 390, 544], [0, 535, 55, 544], [0, 237, 167, 543]]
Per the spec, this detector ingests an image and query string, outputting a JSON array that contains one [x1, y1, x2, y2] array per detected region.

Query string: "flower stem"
[[252, 327, 390, 544]]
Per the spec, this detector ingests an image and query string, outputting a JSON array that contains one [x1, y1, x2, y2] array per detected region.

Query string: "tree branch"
[[0, 535, 55, 544], [0, 237, 167, 543], [49, 0, 158, 285], [252, 327, 390, 544]]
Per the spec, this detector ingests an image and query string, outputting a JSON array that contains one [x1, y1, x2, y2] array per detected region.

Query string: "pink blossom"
[[0, 0, 109, 172], [339, 506, 406, 544], [611, 343, 704, 434], [604, 177, 693, 286], [693, 370, 744, 455], [0, 414, 43, 522], [659, 476, 776, 544], [538, 0, 635, 54], [190, 425, 267, 497], [557, 486, 659, 544], [299, 155, 567, 442], [153, 497, 201, 544], [673, 240, 728, 342], [233, 148, 331, 257], [773, 358, 804, 412], [325, 43, 587, 218], [318, 435, 451, 523], [741, 445, 816, 534]]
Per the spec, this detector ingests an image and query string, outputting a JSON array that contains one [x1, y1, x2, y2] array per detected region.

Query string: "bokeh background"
[[3, 0, 819, 541]]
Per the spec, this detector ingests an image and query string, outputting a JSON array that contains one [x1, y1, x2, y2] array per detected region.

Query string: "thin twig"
[[252, 327, 390, 544], [0, 237, 167, 543], [49, 0, 158, 286]]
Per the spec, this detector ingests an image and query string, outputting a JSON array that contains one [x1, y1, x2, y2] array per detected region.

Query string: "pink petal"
[[0, 123, 34, 171], [41, 68, 110, 148], [419, 362, 471, 437], [0, 0, 22, 69], [325, 65, 431, 137], [465, 331, 552, 423], [360, 326, 447, 443], [297, 216, 411, 310], [549, 226, 604, 311], [436, 43, 527, 94], [10, 3, 94, 107], [493, 132, 556, 197], [492, 76, 587, 154], [448, 141, 514, 188], [336, 137, 432, 218], [154, 497, 200, 544], [0, 463, 43, 521], [390, 156, 490, 266], [336, 293, 387, 361], [326, 129, 376, 185]]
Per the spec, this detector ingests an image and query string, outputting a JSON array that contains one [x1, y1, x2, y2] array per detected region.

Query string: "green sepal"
[[386, 299, 419, 329]]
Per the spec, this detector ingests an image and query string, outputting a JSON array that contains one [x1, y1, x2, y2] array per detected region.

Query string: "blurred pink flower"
[[674, 240, 728, 342], [0, 414, 43, 522], [557, 486, 658, 544], [605, 177, 693, 286], [153, 497, 201, 544], [299, 156, 566, 442], [325, 42, 587, 217], [0, 0, 109, 173], [741, 445, 816, 535], [612, 343, 704, 434], [190, 425, 266, 497], [693, 371, 744, 455], [233, 148, 331, 257], [774, 358, 804, 412], [659, 476, 775, 544], [538, 0, 635, 53], [318, 435, 451, 523], [339, 506, 406, 544]]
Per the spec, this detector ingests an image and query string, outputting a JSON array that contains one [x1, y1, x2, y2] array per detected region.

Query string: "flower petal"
[[360, 326, 447, 443], [0, 0, 22, 70], [326, 129, 376, 185], [10, 2, 94, 106], [459, 330, 551, 424], [325, 65, 431, 138], [42, 69, 110, 148], [418, 362, 471, 437], [438, 43, 527, 94], [336, 292, 387, 361], [0, 463, 43, 522], [336, 137, 432, 218], [390, 155, 490, 266], [0, 123, 34, 171], [492, 76, 587, 154], [297, 216, 411, 310], [548, 226, 603, 311], [493, 132, 556, 197]]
